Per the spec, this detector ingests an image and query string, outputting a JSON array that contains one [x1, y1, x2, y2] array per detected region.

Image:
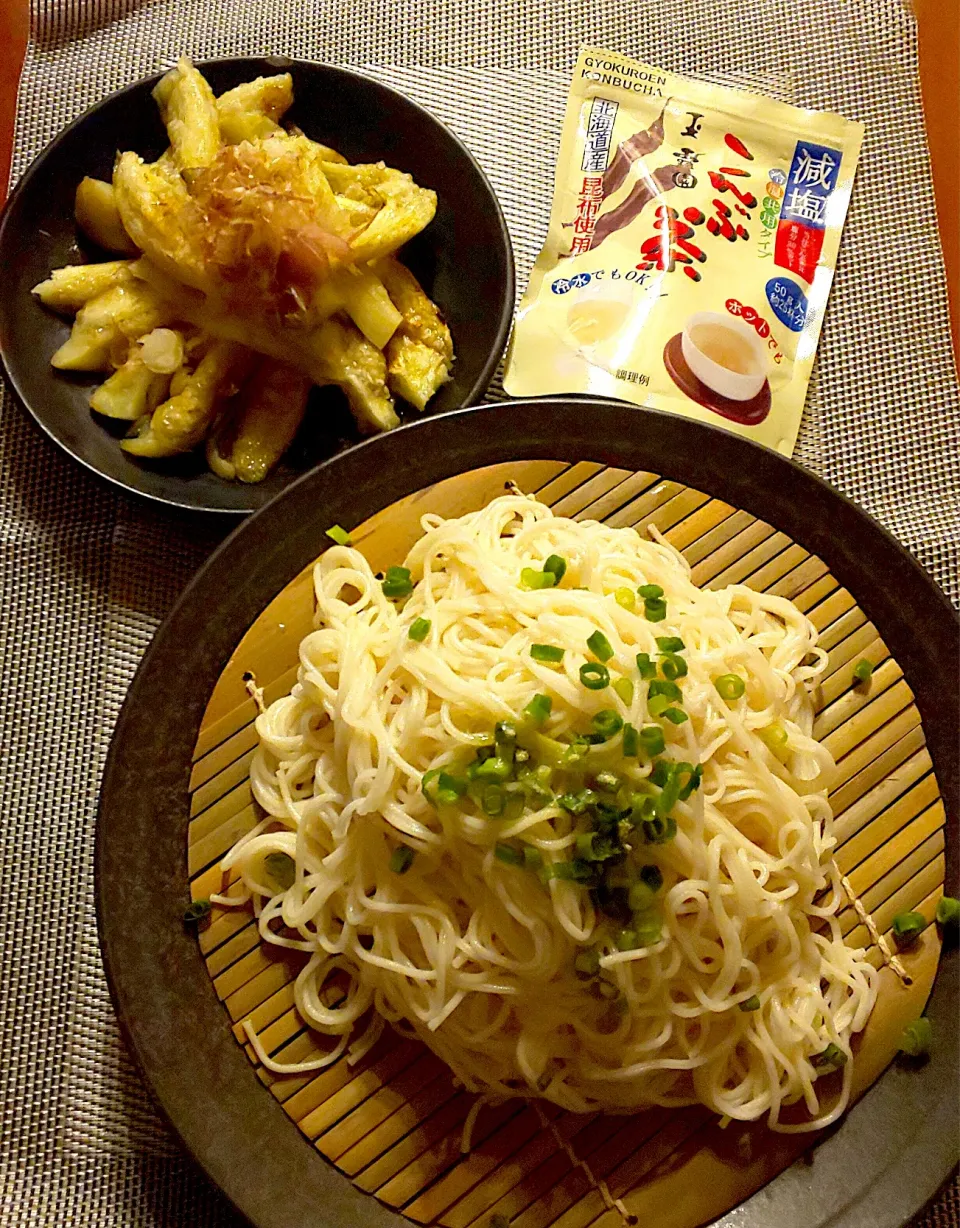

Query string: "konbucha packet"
[[504, 48, 864, 456]]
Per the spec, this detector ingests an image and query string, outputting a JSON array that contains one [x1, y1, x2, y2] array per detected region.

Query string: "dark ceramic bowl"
[[0, 57, 514, 514], [97, 400, 958, 1228]]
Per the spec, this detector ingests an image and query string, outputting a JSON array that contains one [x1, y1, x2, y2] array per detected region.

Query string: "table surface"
[[0, 3, 955, 1226]]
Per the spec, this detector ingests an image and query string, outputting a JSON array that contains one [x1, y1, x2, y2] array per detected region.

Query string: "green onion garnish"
[[637, 584, 663, 599], [612, 676, 635, 706], [656, 636, 685, 653], [614, 587, 636, 610], [759, 723, 788, 751], [638, 726, 666, 756], [811, 1043, 847, 1070], [636, 652, 656, 680], [558, 789, 598, 815], [382, 566, 413, 598], [643, 598, 667, 622], [474, 757, 512, 781], [389, 846, 415, 874], [586, 630, 614, 662], [899, 1017, 932, 1058], [852, 658, 874, 685], [650, 761, 671, 787], [436, 772, 468, 805], [936, 895, 960, 933], [523, 846, 543, 871], [494, 842, 523, 866], [481, 785, 506, 817], [576, 832, 601, 860], [659, 653, 688, 681], [649, 679, 682, 701], [594, 770, 621, 794], [325, 524, 351, 545], [408, 617, 431, 641], [622, 723, 639, 757], [544, 554, 567, 584], [714, 673, 745, 701], [548, 858, 595, 882], [524, 693, 552, 725], [647, 694, 671, 717], [892, 911, 926, 945], [739, 995, 761, 1012], [661, 707, 688, 725], [531, 643, 564, 663], [183, 898, 211, 927], [521, 567, 556, 590], [634, 912, 663, 946], [628, 881, 656, 912], [639, 863, 663, 891], [264, 851, 295, 890], [676, 763, 702, 800], [643, 815, 677, 844], [495, 720, 517, 749], [616, 928, 638, 951], [580, 662, 610, 690], [574, 948, 601, 977], [591, 709, 623, 740]]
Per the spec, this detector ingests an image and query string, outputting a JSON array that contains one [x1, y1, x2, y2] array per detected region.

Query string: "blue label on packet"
[[780, 141, 842, 232], [766, 277, 809, 332]]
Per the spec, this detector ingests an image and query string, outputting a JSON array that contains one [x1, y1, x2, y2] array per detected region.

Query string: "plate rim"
[[96, 399, 959, 1228], [0, 55, 515, 516]]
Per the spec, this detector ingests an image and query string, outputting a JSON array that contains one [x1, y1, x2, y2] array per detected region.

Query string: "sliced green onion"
[[636, 652, 656, 680], [524, 693, 552, 725], [436, 772, 468, 805], [586, 630, 614, 662], [612, 676, 635, 706], [628, 881, 656, 912], [523, 846, 543, 871], [183, 898, 211, 927], [852, 658, 874, 685], [473, 757, 512, 782], [521, 566, 556, 590], [637, 584, 663, 599], [382, 566, 413, 598], [408, 617, 431, 641], [662, 707, 688, 725], [264, 851, 295, 890], [714, 673, 746, 701], [494, 842, 523, 866], [544, 554, 567, 584], [531, 643, 564, 663], [739, 995, 761, 1012], [562, 736, 590, 766], [593, 770, 621, 794], [649, 679, 682, 701], [647, 694, 671, 717], [547, 858, 595, 882], [495, 720, 517, 748], [616, 928, 638, 951], [638, 726, 666, 756], [639, 863, 663, 891], [576, 832, 601, 860], [643, 814, 677, 844], [899, 1017, 932, 1058], [574, 947, 601, 977], [324, 524, 351, 545], [626, 794, 656, 826], [659, 652, 688, 681], [650, 761, 671, 787], [759, 722, 788, 752], [580, 662, 610, 690], [676, 763, 702, 801], [643, 598, 667, 622], [656, 636, 685, 653], [481, 785, 506, 817], [622, 723, 639, 757], [592, 709, 623, 739], [634, 911, 663, 945], [936, 895, 960, 932], [614, 587, 636, 610], [389, 846, 415, 874], [558, 789, 598, 815], [892, 911, 926, 945], [811, 1043, 847, 1070]]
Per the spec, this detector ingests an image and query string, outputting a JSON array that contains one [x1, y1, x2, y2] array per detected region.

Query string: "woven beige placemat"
[[0, 1, 956, 1223]]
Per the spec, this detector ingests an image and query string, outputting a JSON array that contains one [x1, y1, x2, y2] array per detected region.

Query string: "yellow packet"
[[504, 48, 864, 456]]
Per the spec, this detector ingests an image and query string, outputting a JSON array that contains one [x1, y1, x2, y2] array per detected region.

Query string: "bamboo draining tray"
[[186, 460, 945, 1228]]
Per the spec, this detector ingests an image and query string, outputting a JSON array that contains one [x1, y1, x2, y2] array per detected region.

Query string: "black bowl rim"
[[96, 399, 958, 1228], [0, 55, 515, 515]]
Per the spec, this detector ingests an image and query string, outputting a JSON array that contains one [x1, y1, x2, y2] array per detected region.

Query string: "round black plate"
[[97, 401, 959, 1228], [0, 57, 514, 514]]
